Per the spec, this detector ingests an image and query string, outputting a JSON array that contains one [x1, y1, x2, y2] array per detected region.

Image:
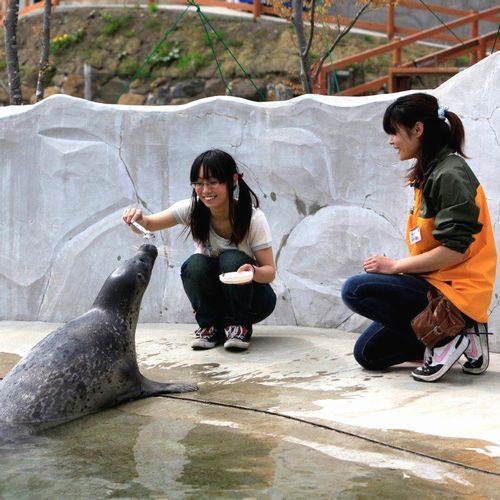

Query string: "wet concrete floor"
[[1, 321, 499, 498]]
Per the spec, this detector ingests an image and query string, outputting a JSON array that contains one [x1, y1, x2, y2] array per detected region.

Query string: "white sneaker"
[[224, 325, 251, 351], [191, 326, 223, 350], [462, 323, 489, 375]]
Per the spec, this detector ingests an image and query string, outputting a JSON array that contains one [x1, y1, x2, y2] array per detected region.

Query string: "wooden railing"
[[317, 5, 500, 96], [0, 0, 59, 24]]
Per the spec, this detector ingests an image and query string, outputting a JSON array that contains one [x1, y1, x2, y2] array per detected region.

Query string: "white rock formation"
[[1, 52, 498, 349]]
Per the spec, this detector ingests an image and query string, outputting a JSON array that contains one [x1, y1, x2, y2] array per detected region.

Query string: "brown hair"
[[383, 93, 466, 187]]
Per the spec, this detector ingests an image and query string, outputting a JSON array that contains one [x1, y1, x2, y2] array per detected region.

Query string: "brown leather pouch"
[[411, 287, 466, 348]]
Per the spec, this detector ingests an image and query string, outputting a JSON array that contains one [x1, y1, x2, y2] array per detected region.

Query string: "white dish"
[[219, 271, 253, 284]]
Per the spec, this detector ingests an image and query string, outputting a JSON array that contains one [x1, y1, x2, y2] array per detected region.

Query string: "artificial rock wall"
[[1, 52, 499, 349]]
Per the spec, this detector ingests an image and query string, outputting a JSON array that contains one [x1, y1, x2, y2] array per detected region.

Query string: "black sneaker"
[[462, 323, 489, 375], [191, 326, 222, 350], [412, 334, 469, 382], [224, 325, 251, 351]]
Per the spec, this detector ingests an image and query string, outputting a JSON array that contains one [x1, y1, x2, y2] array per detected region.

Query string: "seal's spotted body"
[[0, 244, 197, 429]]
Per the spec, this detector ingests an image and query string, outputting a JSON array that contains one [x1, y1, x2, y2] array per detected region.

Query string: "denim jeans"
[[180, 250, 276, 335], [341, 272, 431, 370]]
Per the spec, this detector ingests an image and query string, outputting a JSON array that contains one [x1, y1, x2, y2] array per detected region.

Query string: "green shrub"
[[176, 50, 210, 74], [147, 2, 159, 13], [100, 12, 134, 36], [117, 56, 141, 77], [228, 39, 243, 48], [144, 17, 161, 30], [148, 40, 180, 66], [50, 28, 85, 54], [455, 55, 469, 66]]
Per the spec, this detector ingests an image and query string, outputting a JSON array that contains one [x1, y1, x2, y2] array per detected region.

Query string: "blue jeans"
[[180, 250, 276, 335], [341, 272, 431, 370]]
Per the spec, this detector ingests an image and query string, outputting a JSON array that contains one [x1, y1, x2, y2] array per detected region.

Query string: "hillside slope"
[[0, 6, 435, 104]]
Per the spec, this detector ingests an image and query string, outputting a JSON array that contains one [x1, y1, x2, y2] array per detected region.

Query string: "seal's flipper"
[[140, 377, 198, 397]]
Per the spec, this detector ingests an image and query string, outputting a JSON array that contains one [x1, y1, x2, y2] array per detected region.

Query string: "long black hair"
[[188, 149, 259, 245], [383, 92, 466, 187]]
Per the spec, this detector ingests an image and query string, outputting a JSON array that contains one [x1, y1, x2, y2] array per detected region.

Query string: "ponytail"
[[383, 93, 467, 187]]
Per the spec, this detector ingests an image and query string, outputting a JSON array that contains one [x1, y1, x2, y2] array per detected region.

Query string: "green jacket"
[[406, 147, 497, 322]]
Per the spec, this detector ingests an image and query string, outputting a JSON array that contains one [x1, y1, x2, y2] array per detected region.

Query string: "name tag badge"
[[410, 226, 422, 245]]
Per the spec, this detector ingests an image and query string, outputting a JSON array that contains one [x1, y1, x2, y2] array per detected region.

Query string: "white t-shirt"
[[170, 198, 272, 259]]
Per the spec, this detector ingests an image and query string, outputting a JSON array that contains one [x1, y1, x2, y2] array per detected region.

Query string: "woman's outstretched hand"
[[363, 254, 399, 274], [122, 207, 145, 233]]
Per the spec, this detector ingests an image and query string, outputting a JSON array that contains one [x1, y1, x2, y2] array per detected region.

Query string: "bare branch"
[[36, 0, 53, 102], [312, 0, 372, 86], [304, 0, 316, 60]]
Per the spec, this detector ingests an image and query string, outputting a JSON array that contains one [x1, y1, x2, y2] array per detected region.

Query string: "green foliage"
[[176, 50, 210, 75], [50, 28, 85, 54], [144, 17, 161, 30], [117, 56, 141, 77], [147, 2, 159, 13], [455, 55, 469, 67], [228, 39, 243, 48], [40, 64, 57, 86], [203, 28, 244, 49], [148, 40, 181, 66], [100, 12, 134, 36]]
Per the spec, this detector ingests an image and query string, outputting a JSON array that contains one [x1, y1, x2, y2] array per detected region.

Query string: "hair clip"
[[437, 105, 448, 121]]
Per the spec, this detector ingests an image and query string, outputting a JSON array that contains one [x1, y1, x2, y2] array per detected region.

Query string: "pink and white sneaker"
[[462, 323, 489, 375], [412, 334, 469, 382]]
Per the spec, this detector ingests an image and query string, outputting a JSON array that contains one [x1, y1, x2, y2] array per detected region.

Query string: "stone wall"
[[1, 52, 499, 349]]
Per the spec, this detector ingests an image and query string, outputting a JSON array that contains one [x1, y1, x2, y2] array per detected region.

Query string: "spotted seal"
[[0, 244, 197, 435]]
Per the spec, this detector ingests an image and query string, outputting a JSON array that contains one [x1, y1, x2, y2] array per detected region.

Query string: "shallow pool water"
[[1, 396, 498, 499]]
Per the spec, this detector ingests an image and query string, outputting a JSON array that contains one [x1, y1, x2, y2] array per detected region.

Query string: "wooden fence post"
[[253, 0, 261, 19], [478, 36, 486, 60], [470, 10, 478, 63], [387, 2, 395, 40], [392, 37, 401, 66]]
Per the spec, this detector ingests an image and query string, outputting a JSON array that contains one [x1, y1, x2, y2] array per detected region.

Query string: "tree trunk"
[[4, 0, 22, 105], [36, 0, 52, 102], [291, 0, 312, 94]]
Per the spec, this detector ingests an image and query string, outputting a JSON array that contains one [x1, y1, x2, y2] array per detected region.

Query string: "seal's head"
[[92, 244, 158, 318]]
